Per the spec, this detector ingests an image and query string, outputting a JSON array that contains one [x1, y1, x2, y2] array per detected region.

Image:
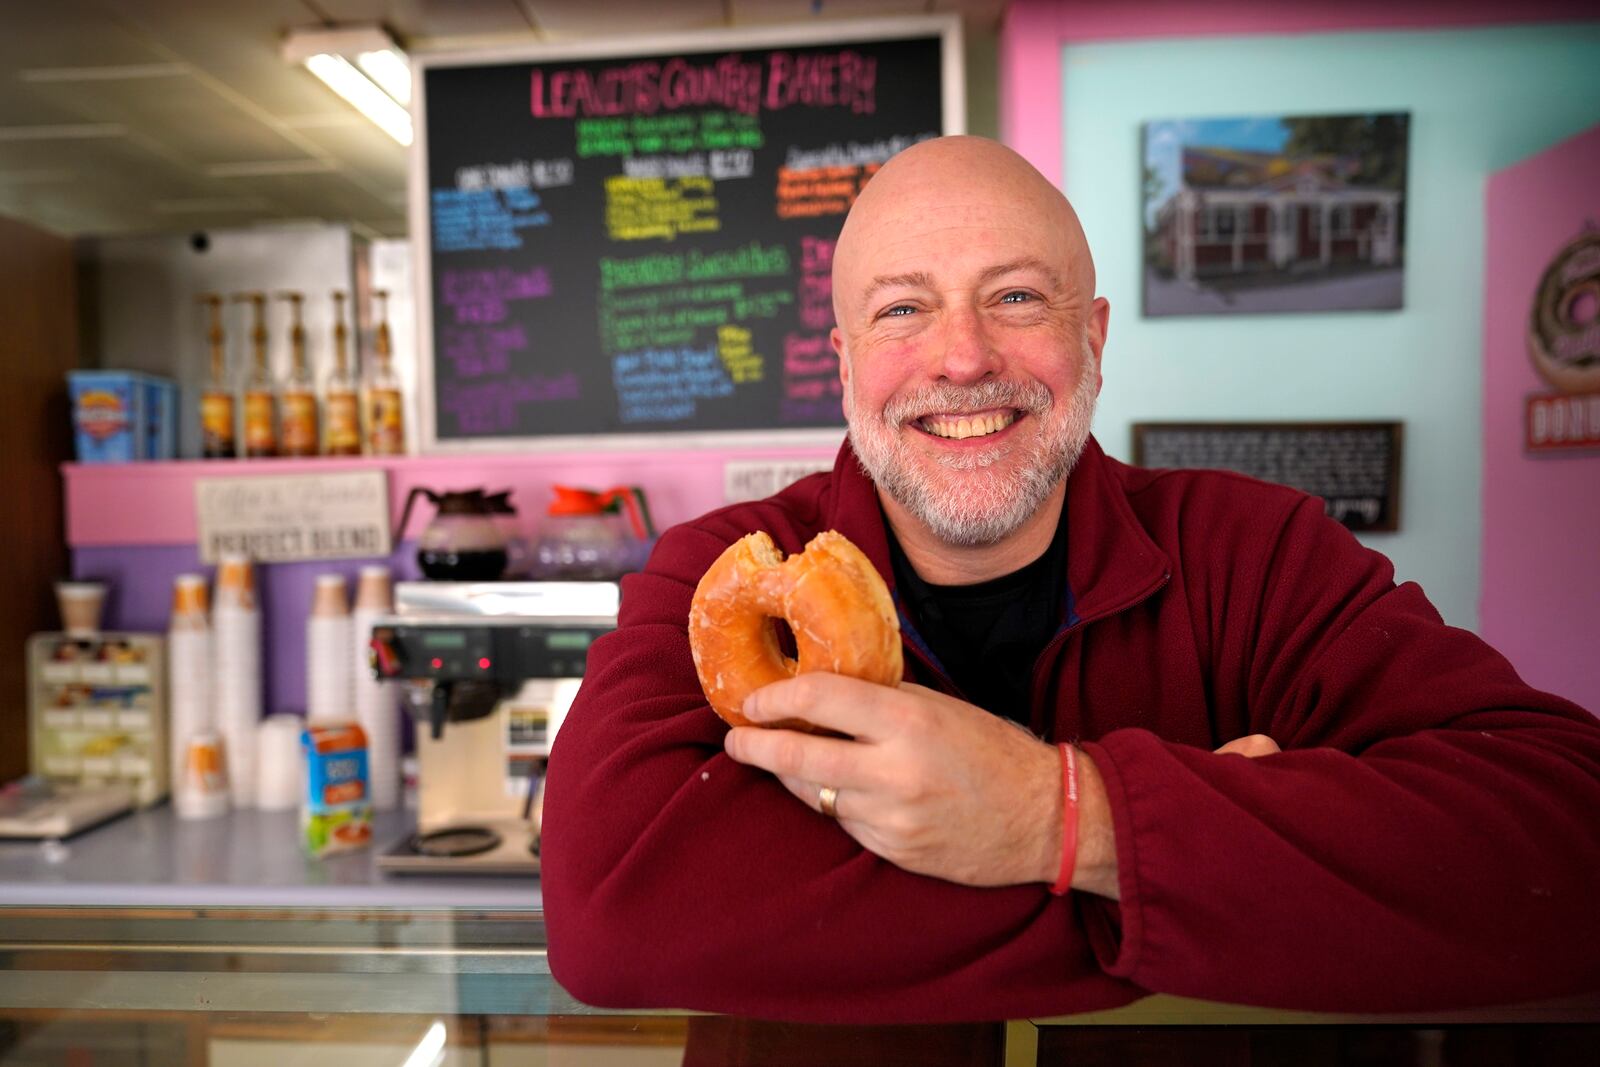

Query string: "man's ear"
[[832, 327, 852, 418], [1087, 297, 1110, 394]]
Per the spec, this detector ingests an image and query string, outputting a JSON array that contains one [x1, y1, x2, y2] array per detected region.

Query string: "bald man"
[[543, 137, 1600, 1024]]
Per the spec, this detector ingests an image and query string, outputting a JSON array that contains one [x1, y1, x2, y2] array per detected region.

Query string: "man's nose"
[[934, 301, 1002, 384]]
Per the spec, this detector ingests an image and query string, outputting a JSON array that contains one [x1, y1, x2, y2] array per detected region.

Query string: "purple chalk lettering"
[[442, 372, 583, 435]]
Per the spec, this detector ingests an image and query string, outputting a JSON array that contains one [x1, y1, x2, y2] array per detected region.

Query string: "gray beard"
[[847, 370, 1097, 548]]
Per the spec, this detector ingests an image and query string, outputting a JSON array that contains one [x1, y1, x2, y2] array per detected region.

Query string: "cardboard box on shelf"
[[68, 371, 177, 463]]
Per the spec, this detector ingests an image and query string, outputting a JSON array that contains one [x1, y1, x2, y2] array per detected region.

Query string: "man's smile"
[[914, 408, 1021, 442]]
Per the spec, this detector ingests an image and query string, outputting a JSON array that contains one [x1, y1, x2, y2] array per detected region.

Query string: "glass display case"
[[1, 807, 1596, 1064], [3, 902, 1599, 1065]]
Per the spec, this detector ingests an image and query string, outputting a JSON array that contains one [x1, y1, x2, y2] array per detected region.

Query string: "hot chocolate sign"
[[1525, 225, 1600, 452]]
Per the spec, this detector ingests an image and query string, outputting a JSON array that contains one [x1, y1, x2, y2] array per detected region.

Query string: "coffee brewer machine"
[[369, 581, 618, 874]]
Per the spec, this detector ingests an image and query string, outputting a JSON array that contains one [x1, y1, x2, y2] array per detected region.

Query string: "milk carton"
[[301, 722, 373, 856]]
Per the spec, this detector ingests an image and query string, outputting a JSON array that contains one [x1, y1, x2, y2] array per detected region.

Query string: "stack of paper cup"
[[175, 729, 229, 820], [256, 713, 305, 811], [167, 574, 216, 818], [213, 554, 263, 809], [353, 565, 400, 810], [306, 574, 353, 724]]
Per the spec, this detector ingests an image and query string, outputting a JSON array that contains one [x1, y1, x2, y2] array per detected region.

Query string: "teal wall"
[[1061, 24, 1600, 630]]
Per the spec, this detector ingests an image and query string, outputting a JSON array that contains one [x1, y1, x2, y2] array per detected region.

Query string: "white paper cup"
[[56, 581, 106, 636], [256, 714, 305, 811]]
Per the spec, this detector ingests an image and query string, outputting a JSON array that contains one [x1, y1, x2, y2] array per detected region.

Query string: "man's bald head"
[[833, 136, 1096, 330], [824, 135, 1110, 556]]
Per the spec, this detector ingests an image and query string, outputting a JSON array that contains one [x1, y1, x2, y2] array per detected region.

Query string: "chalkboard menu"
[[412, 19, 960, 450], [1132, 421, 1404, 532]]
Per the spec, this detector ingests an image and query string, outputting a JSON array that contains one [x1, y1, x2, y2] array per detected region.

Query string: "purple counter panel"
[[62, 443, 841, 721], [72, 542, 424, 717]]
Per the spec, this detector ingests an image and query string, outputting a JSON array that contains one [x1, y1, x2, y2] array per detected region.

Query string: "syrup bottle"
[[323, 291, 362, 457], [277, 292, 319, 457], [363, 289, 405, 455], [197, 293, 236, 459], [233, 292, 277, 458]]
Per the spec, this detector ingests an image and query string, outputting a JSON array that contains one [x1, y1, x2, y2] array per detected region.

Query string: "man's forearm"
[[1029, 742, 1119, 898], [1068, 747, 1120, 898]]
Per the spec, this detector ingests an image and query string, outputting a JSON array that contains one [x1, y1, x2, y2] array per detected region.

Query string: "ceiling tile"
[[524, 0, 725, 39], [315, 0, 537, 42], [0, 89, 103, 128], [0, 0, 171, 71], [22, 73, 316, 168], [289, 118, 409, 184], [729, 0, 927, 27], [231, 169, 399, 223], [0, 0, 996, 236], [933, 0, 1004, 30], [108, 0, 367, 118]]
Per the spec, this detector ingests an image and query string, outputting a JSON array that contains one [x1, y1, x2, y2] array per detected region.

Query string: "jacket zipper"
[[1027, 570, 1173, 733]]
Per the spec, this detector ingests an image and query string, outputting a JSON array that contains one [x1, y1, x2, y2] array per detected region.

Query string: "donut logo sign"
[[1526, 225, 1600, 452]]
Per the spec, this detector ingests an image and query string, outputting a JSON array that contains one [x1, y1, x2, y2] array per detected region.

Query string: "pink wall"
[[63, 444, 839, 547], [1481, 124, 1600, 712], [998, 0, 1599, 186]]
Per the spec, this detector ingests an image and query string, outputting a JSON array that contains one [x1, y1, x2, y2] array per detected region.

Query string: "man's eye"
[[882, 305, 916, 317], [999, 291, 1033, 304]]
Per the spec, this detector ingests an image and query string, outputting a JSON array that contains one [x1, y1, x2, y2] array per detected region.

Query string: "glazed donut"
[[688, 530, 903, 731], [1528, 228, 1600, 396]]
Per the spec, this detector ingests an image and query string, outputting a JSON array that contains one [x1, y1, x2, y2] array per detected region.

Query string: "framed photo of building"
[[1142, 112, 1409, 317]]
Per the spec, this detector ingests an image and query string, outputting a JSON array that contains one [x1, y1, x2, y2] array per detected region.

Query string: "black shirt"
[[886, 505, 1071, 725]]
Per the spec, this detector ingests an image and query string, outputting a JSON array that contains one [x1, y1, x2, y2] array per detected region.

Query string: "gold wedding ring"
[[818, 785, 839, 819]]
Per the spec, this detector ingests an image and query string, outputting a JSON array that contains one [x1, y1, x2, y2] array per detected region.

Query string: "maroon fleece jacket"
[[541, 436, 1600, 1023]]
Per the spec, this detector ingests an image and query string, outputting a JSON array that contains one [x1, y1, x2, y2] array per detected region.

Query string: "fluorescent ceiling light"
[[356, 49, 411, 106], [284, 26, 412, 146], [305, 53, 412, 146]]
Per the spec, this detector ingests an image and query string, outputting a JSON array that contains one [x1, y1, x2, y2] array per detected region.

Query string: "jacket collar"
[[1060, 435, 1171, 626], [824, 435, 1170, 628]]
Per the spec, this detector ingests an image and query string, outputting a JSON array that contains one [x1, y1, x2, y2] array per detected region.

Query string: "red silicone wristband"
[[1049, 743, 1080, 896]]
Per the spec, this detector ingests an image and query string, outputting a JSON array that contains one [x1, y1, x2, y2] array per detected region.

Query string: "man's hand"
[[723, 673, 1062, 888], [723, 674, 1284, 897], [1215, 734, 1282, 759]]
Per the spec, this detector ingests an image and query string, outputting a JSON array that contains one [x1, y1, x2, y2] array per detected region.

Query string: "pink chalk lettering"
[[801, 236, 835, 272], [532, 56, 760, 119], [765, 50, 876, 114]]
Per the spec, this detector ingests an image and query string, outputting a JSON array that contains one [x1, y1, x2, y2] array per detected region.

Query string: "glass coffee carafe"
[[397, 487, 510, 581], [530, 485, 656, 580]]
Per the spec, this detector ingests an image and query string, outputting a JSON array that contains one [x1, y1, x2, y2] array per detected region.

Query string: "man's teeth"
[[920, 411, 1016, 440]]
